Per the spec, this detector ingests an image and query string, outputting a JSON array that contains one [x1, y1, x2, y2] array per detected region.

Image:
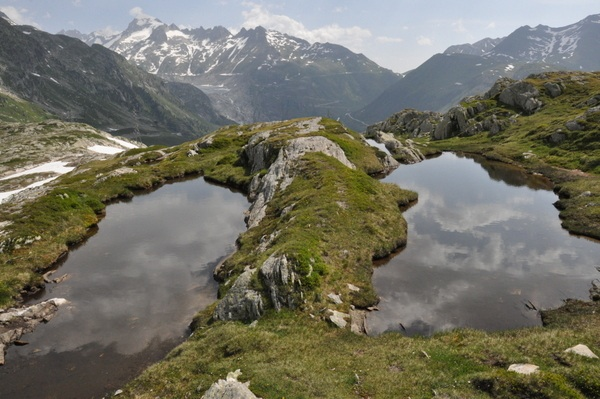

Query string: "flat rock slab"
[[508, 364, 539, 375]]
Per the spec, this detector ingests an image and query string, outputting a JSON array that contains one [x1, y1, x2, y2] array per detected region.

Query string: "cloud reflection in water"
[[369, 153, 600, 336]]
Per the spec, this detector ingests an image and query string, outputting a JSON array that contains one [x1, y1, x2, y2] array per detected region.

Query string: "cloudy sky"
[[1, 0, 598, 73]]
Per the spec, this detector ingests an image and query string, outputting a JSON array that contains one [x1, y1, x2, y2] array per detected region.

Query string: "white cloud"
[[72, 0, 82, 6], [0, 6, 40, 28], [129, 6, 151, 20], [417, 35, 433, 46], [486, 21, 497, 29], [452, 18, 467, 33], [377, 36, 404, 44], [240, 2, 372, 51]]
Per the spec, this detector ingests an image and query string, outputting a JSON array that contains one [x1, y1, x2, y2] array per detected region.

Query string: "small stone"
[[328, 310, 349, 329], [327, 293, 343, 304], [113, 389, 123, 396], [347, 284, 360, 292], [508, 364, 539, 375], [565, 344, 599, 359]]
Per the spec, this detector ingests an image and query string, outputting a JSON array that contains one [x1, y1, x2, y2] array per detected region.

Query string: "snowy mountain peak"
[[0, 11, 15, 26]]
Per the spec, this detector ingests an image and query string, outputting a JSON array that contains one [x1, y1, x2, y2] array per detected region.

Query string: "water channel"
[[368, 152, 600, 336], [0, 178, 248, 399]]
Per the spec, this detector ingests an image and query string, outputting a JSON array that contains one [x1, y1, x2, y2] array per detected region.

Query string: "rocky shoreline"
[[0, 298, 68, 365]]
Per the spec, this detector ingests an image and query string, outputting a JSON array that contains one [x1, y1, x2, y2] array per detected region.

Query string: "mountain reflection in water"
[[369, 152, 600, 336]]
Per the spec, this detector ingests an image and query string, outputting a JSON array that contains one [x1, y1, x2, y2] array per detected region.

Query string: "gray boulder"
[[498, 82, 542, 114], [544, 82, 564, 98]]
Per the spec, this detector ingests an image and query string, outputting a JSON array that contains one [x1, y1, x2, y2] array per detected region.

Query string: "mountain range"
[[353, 13, 600, 126], [0, 12, 231, 145], [64, 15, 400, 130]]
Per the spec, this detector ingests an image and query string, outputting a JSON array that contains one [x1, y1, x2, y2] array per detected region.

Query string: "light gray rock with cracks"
[[202, 370, 259, 399], [213, 268, 264, 322]]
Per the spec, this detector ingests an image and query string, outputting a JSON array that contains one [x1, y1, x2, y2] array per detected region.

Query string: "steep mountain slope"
[[67, 15, 399, 130], [0, 13, 230, 145], [355, 14, 600, 127]]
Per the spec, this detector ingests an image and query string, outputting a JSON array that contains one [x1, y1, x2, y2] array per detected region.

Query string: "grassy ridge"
[[1, 111, 599, 398]]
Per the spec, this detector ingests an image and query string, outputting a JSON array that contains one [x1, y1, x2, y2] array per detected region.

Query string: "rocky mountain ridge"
[[0, 12, 231, 145], [65, 15, 399, 130], [355, 14, 600, 127]]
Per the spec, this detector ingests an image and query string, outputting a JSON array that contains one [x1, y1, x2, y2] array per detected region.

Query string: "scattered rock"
[[507, 364, 540, 375], [349, 309, 368, 335], [565, 344, 599, 359], [347, 284, 360, 292], [565, 120, 584, 131], [328, 310, 350, 329], [548, 131, 567, 144], [544, 82, 564, 98], [202, 370, 259, 399], [327, 293, 343, 305]]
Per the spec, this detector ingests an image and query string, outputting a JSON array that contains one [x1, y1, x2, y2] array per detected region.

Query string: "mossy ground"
[[122, 300, 600, 399]]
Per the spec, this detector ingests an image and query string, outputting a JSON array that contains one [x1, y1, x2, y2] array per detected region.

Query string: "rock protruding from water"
[[202, 370, 259, 399], [565, 344, 599, 359], [0, 298, 68, 365], [213, 268, 264, 322]]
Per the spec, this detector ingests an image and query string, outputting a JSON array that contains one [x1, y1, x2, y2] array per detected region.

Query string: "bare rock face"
[[260, 254, 299, 311], [213, 268, 264, 322], [433, 106, 470, 140]]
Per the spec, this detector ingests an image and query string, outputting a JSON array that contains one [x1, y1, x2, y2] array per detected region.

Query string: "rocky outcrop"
[[498, 81, 543, 115], [244, 119, 355, 228], [367, 131, 424, 164], [544, 82, 564, 98], [202, 370, 259, 399], [365, 109, 442, 139], [213, 268, 264, 322], [0, 298, 68, 365], [433, 106, 470, 140], [260, 254, 299, 311]]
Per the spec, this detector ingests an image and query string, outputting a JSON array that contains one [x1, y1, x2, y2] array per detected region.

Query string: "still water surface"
[[0, 178, 248, 399], [369, 152, 600, 336]]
